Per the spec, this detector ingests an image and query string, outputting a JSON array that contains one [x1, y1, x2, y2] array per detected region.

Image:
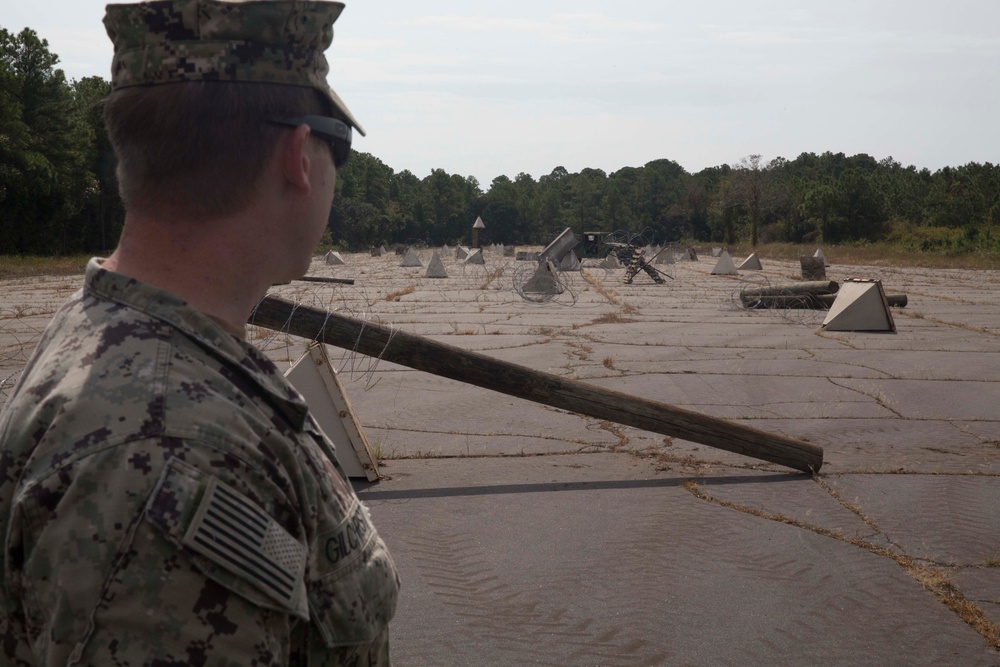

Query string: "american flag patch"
[[182, 478, 307, 609]]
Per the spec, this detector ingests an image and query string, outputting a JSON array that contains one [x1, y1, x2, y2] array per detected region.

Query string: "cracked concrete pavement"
[[2, 249, 998, 665]]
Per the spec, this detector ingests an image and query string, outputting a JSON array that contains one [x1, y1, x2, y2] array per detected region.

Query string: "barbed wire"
[[250, 274, 402, 390], [723, 274, 827, 326], [510, 261, 580, 305], [604, 227, 659, 249], [0, 302, 60, 404]]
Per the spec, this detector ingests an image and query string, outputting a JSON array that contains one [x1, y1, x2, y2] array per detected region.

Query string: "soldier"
[[610, 244, 667, 285], [0, 1, 399, 665]]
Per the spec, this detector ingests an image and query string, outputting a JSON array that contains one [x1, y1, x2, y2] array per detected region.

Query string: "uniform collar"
[[84, 258, 310, 429]]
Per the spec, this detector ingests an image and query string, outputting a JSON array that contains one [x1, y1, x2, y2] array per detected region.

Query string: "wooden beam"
[[250, 296, 824, 473], [297, 276, 355, 285]]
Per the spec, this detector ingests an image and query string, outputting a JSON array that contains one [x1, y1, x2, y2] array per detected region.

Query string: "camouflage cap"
[[103, 0, 365, 135]]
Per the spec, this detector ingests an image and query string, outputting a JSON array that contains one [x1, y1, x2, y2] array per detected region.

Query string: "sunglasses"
[[267, 115, 352, 169]]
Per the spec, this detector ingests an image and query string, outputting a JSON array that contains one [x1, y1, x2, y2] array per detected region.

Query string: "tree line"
[[3, 27, 1000, 257]]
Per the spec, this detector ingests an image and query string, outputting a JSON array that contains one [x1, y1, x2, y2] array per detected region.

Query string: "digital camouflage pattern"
[[0, 259, 399, 665], [104, 0, 365, 134]]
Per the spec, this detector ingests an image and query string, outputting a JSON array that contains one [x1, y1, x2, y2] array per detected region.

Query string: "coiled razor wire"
[[0, 307, 51, 404], [728, 274, 827, 326], [604, 227, 657, 249], [511, 262, 580, 305], [248, 280, 401, 390]]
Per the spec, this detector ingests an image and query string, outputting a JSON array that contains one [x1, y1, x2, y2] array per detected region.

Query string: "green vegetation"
[[2, 27, 999, 267], [6, 241, 996, 280], [0, 254, 90, 278], [1, 28, 122, 257], [724, 243, 1000, 270]]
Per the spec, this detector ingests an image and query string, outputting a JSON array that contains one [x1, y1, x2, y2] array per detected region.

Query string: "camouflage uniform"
[[103, 0, 366, 134], [0, 260, 399, 665]]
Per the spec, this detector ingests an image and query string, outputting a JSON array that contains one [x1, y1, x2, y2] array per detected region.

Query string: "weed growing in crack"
[[384, 285, 417, 302], [684, 478, 1000, 649], [592, 312, 636, 326]]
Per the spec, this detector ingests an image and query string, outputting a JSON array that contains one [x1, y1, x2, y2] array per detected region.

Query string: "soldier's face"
[[301, 137, 338, 268]]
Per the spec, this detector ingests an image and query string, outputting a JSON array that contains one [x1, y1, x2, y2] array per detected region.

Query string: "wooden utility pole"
[[250, 296, 824, 473]]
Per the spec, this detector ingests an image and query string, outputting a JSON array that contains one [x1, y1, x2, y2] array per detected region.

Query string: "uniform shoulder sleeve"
[[70, 455, 308, 665]]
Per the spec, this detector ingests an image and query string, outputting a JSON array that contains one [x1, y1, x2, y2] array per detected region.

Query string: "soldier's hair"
[[104, 81, 332, 220]]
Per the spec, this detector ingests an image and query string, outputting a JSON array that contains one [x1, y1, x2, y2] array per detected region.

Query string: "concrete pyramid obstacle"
[[821, 279, 896, 332], [539, 227, 579, 265], [710, 250, 738, 275], [324, 250, 345, 265], [654, 248, 675, 265], [455, 246, 470, 260], [599, 254, 621, 269], [464, 248, 485, 265], [711, 247, 723, 257], [379, 245, 387, 254], [285, 344, 379, 480], [370, 246, 382, 257], [686, 247, 699, 261], [559, 250, 581, 271], [523, 260, 563, 295], [425, 251, 448, 278], [801, 256, 826, 280], [814, 247, 829, 266], [737, 253, 762, 270], [400, 248, 423, 267]]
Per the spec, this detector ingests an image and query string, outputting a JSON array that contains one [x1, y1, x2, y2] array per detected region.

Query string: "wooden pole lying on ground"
[[297, 276, 355, 285], [740, 281, 838, 309], [250, 296, 824, 473], [272, 276, 355, 287]]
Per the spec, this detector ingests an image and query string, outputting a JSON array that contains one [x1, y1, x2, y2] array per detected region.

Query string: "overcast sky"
[[5, 0, 999, 186]]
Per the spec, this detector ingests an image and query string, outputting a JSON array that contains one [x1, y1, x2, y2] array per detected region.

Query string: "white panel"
[[285, 345, 380, 480], [822, 281, 896, 332]]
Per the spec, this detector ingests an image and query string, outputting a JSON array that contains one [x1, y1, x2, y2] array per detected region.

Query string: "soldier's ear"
[[276, 124, 314, 197]]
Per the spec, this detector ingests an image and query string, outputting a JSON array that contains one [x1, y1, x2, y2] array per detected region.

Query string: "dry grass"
[[383, 285, 417, 302], [896, 309, 998, 336], [595, 420, 629, 448], [580, 270, 642, 316], [908, 564, 1000, 648], [684, 479, 1000, 649], [0, 255, 91, 279], [4, 243, 998, 280], [592, 312, 636, 326], [602, 356, 615, 369], [720, 242, 1000, 270], [621, 302, 640, 315], [478, 265, 506, 290]]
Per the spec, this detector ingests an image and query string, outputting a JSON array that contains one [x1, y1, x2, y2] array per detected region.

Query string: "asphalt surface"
[[2, 248, 998, 665]]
